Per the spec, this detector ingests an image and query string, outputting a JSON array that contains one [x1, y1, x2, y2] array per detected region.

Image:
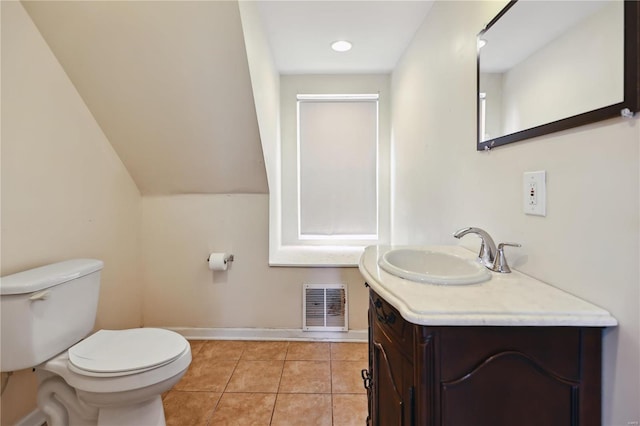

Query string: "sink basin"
[[378, 249, 491, 285]]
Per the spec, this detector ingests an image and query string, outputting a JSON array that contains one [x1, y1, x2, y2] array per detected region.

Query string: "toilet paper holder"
[[206, 253, 234, 264]]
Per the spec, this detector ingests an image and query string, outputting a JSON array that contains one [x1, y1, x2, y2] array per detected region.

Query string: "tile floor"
[[162, 340, 369, 426]]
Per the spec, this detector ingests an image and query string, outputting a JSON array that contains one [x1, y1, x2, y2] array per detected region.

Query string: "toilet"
[[0, 259, 192, 426]]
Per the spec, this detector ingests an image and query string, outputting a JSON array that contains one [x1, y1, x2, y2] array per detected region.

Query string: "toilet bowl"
[[0, 259, 192, 426], [37, 328, 192, 426]]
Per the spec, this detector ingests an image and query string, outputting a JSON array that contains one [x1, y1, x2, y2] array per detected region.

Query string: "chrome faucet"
[[453, 227, 497, 268]]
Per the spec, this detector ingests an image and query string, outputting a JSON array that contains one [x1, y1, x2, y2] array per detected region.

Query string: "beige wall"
[[0, 2, 143, 423], [391, 1, 639, 423], [140, 194, 367, 330]]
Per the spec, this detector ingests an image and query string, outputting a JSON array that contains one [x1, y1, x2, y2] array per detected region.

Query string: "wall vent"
[[303, 284, 348, 332]]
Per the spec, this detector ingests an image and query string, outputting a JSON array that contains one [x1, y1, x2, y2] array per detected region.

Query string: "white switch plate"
[[524, 171, 546, 216]]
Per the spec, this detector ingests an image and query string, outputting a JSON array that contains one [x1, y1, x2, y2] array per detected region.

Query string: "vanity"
[[359, 245, 617, 426]]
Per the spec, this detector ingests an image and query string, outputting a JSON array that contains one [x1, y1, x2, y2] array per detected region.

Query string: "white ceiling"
[[255, 1, 434, 74]]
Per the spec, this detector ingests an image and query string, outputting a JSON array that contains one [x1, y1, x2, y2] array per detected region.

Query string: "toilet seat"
[[39, 331, 192, 395], [68, 328, 189, 377]]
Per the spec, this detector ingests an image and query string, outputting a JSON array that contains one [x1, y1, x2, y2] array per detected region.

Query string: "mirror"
[[477, 0, 639, 150]]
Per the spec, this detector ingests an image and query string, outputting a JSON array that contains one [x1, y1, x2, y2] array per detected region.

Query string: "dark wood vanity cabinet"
[[364, 287, 603, 426]]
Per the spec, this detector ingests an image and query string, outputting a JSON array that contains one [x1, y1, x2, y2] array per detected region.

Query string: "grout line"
[[221, 344, 247, 396], [219, 357, 240, 395], [275, 361, 285, 394], [204, 392, 222, 426], [268, 341, 288, 425], [330, 360, 335, 425], [269, 393, 278, 425]]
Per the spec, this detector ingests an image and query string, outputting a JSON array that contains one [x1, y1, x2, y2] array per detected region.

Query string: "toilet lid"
[[68, 328, 188, 374]]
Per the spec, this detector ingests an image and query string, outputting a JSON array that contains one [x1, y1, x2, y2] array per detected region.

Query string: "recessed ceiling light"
[[331, 40, 352, 52]]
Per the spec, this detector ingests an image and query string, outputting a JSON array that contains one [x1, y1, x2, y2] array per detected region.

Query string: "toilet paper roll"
[[208, 253, 228, 271]]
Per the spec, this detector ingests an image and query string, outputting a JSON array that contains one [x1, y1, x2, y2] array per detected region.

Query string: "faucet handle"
[[490, 242, 521, 273]]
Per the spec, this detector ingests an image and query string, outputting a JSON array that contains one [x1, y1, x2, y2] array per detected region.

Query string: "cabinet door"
[[364, 284, 374, 426], [437, 326, 599, 426], [371, 327, 410, 425], [369, 290, 415, 426]]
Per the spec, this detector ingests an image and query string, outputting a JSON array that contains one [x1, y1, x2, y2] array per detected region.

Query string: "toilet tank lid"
[[0, 259, 104, 295]]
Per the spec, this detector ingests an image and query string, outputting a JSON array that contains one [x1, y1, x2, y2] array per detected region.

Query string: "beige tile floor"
[[162, 340, 369, 426]]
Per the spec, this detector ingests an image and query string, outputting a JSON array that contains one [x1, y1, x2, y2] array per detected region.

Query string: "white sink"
[[378, 248, 491, 285]]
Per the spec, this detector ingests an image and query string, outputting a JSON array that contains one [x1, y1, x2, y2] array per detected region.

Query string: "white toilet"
[[0, 259, 192, 426]]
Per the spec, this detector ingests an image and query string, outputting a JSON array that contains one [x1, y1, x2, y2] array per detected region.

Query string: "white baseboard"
[[15, 409, 46, 426], [165, 327, 368, 342]]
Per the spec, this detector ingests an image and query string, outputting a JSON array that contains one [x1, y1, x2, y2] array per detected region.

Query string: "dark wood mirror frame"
[[477, 0, 639, 151]]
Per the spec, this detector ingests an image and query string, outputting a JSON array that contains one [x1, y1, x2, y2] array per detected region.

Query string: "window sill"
[[269, 245, 366, 267]]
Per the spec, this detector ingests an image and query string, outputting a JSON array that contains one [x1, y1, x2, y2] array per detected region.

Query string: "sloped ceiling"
[[23, 1, 268, 195]]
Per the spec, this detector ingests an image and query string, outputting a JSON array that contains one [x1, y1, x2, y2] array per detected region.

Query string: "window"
[[297, 94, 379, 242], [270, 75, 390, 266]]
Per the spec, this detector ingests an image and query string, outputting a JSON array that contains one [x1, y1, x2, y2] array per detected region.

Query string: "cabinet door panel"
[[372, 339, 404, 426], [365, 294, 374, 426], [441, 351, 578, 426]]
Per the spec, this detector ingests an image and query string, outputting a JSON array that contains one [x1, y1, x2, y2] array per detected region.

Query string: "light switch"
[[524, 171, 546, 216]]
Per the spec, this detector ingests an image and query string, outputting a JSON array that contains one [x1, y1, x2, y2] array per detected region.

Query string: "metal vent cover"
[[303, 284, 348, 331]]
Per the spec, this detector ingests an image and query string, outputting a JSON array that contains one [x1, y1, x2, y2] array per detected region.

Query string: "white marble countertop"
[[359, 245, 617, 327]]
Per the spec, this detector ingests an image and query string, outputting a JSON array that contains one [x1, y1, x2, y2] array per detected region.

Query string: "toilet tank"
[[0, 259, 103, 372]]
